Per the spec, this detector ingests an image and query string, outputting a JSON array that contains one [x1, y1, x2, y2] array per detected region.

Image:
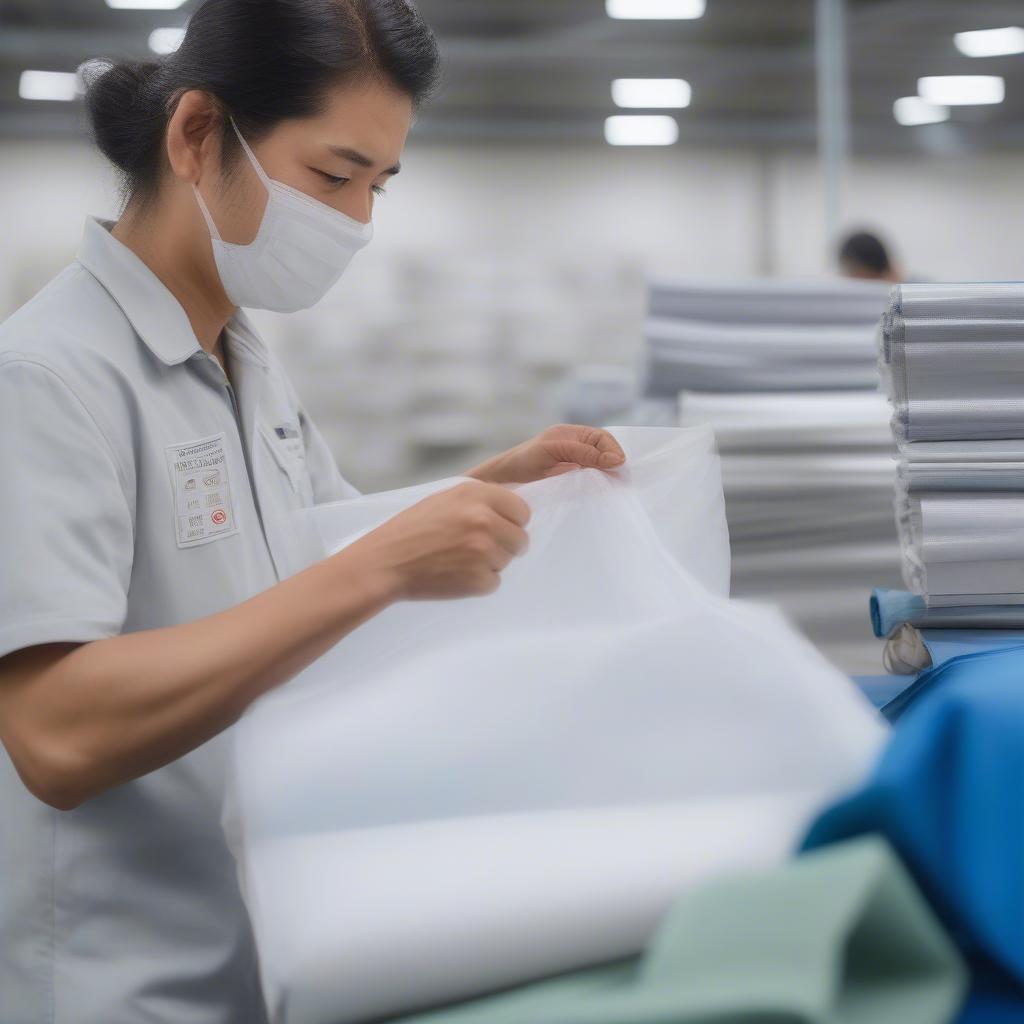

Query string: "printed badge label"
[[165, 432, 239, 548]]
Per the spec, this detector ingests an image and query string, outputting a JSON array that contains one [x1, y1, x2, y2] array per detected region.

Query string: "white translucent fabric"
[[226, 426, 885, 1024]]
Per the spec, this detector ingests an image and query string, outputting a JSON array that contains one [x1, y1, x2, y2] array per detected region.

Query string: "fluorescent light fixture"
[[893, 96, 949, 126], [149, 26, 186, 54], [106, 0, 186, 9], [19, 70, 79, 102], [954, 26, 1024, 58], [612, 78, 691, 108], [604, 114, 679, 146], [918, 75, 1005, 105], [606, 0, 705, 19]]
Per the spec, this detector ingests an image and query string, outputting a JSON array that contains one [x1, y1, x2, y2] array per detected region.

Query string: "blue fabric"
[[878, 640, 1024, 721], [852, 674, 917, 710], [920, 631, 1024, 669], [958, 980, 1024, 1023], [872, 588, 928, 638], [871, 588, 1024, 639], [805, 645, 1024, 998]]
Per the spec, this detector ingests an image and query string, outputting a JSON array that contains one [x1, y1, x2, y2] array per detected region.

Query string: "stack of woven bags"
[[635, 276, 899, 673], [873, 283, 1024, 675]]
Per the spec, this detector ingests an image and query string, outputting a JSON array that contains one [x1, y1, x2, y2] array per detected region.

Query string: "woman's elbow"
[[5, 732, 96, 811]]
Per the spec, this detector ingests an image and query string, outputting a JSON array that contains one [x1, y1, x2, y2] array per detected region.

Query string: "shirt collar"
[[76, 216, 269, 369]]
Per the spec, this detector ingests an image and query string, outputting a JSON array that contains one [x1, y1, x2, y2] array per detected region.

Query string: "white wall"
[[2, 138, 1022, 487]]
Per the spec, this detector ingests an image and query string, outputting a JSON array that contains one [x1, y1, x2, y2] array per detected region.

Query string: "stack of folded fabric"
[[638, 276, 897, 674], [880, 284, 1024, 607], [643, 277, 891, 398]]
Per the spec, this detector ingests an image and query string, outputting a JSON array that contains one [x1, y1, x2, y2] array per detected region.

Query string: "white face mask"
[[193, 120, 373, 313]]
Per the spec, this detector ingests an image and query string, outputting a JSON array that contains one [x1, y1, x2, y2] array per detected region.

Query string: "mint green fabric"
[[392, 838, 965, 1024]]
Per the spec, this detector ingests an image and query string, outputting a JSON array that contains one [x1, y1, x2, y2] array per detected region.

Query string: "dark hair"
[[84, 0, 440, 202], [838, 231, 893, 275]]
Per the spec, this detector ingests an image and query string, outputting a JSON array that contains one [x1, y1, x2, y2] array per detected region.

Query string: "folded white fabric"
[[644, 318, 880, 395], [641, 278, 889, 396], [225, 426, 886, 1024], [647, 276, 891, 325], [880, 283, 1024, 605]]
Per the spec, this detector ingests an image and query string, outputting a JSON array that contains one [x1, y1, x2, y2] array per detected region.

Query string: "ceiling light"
[[893, 96, 949, 126], [19, 70, 79, 102], [612, 78, 691, 108], [954, 26, 1024, 58], [106, 0, 187, 9], [604, 115, 679, 146], [606, 0, 705, 20], [149, 27, 186, 54], [918, 75, 1005, 105]]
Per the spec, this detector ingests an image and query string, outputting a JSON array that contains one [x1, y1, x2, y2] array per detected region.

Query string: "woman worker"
[[0, 1, 626, 1019]]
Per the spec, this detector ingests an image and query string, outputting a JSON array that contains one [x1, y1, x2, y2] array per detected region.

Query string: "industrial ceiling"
[[1, 0, 1022, 152]]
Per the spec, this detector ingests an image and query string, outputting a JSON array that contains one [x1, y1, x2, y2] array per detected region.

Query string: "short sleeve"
[[298, 406, 361, 503], [0, 357, 134, 660]]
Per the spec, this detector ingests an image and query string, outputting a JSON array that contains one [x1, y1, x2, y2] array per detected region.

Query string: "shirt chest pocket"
[[258, 421, 316, 508]]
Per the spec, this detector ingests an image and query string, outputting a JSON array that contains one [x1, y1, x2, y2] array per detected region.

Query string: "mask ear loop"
[[192, 117, 270, 242], [192, 184, 223, 241], [228, 117, 274, 189]]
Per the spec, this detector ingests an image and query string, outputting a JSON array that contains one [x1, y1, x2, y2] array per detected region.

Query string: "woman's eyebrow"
[[327, 144, 401, 175]]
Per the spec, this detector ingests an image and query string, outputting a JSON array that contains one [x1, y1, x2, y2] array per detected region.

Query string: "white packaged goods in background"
[[633, 276, 899, 674], [880, 283, 1024, 605], [225, 426, 886, 1024], [254, 255, 643, 492]]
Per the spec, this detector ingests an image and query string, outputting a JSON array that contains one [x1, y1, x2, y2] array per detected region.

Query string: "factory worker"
[[0, 1, 626, 1020]]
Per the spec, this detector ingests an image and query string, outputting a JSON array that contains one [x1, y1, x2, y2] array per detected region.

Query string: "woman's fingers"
[[486, 485, 532, 528], [585, 427, 627, 466], [542, 437, 625, 470], [485, 510, 530, 560]]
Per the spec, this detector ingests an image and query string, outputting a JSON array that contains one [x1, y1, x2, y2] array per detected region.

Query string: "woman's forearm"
[[0, 550, 396, 809]]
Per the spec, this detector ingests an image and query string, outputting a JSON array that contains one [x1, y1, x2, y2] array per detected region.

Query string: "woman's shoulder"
[[0, 262, 144, 400]]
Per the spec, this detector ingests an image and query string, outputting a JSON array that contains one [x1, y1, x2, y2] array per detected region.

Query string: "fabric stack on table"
[[639, 276, 898, 674], [880, 284, 1024, 608], [642, 277, 890, 399]]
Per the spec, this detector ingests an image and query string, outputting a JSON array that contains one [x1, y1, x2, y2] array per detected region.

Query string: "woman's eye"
[[316, 170, 348, 187], [372, 185, 387, 198]]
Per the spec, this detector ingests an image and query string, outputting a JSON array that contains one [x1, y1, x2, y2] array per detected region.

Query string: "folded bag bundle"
[[225, 426, 886, 1024]]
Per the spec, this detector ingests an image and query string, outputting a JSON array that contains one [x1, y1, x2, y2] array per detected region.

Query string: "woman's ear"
[[165, 90, 223, 186]]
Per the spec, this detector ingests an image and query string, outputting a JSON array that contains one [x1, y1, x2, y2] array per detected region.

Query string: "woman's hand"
[[343, 481, 531, 600], [466, 425, 626, 486]]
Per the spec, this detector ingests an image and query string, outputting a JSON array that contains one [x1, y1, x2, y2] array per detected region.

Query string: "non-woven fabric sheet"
[[393, 838, 965, 1024], [225, 426, 885, 1024]]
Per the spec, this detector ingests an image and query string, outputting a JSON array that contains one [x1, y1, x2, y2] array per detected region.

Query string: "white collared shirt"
[[0, 217, 358, 1023]]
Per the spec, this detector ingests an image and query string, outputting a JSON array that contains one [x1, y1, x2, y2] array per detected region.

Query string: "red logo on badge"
[[211, 509, 227, 526]]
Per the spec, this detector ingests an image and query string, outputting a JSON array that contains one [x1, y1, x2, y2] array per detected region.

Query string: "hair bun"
[[84, 58, 163, 179]]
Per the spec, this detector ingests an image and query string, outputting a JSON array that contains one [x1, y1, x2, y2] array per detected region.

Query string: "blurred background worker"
[[837, 230, 904, 282]]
